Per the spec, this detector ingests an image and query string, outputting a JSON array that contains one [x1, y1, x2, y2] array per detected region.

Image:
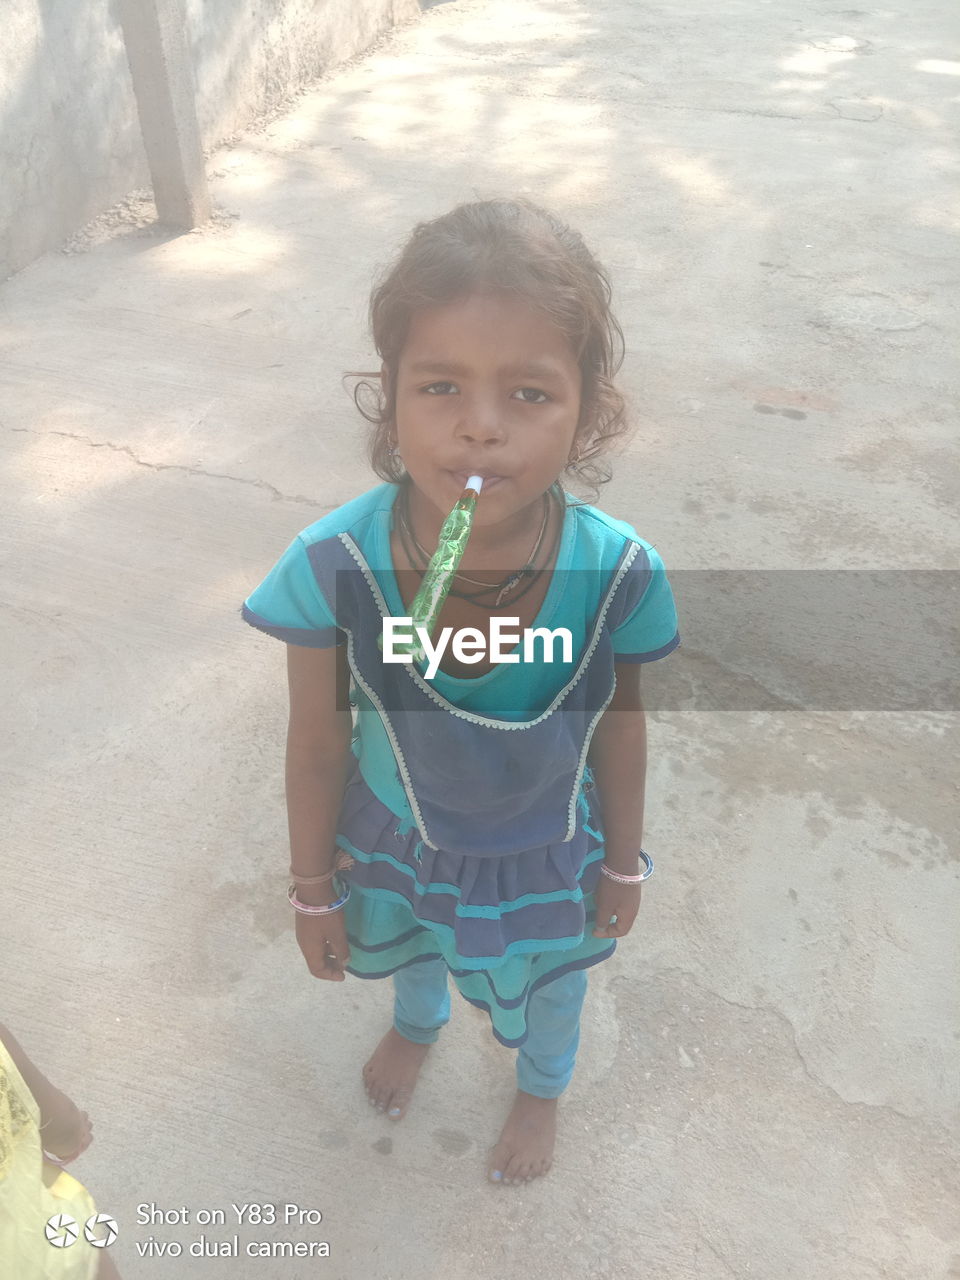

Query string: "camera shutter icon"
[[84, 1213, 119, 1248], [45, 1214, 79, 1247]]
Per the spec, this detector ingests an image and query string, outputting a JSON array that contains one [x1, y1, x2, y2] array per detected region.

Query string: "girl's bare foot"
[[362, 1027, 431, 1120], [487, 1091, 558, 1185]]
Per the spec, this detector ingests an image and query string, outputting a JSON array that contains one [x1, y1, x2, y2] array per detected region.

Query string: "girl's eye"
[[419, 382, 549, 403]]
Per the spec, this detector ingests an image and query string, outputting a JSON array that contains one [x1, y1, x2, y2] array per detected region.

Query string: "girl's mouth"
[[447, 470, 504, 490]]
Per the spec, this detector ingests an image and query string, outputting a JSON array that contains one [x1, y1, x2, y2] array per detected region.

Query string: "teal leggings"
[[392, 958, 588, 1098]]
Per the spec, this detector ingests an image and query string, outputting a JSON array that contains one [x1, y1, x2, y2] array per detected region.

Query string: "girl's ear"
[[576, 391, 606, 449], [380, 363, 395, 404], [571, 417, 596, 460]]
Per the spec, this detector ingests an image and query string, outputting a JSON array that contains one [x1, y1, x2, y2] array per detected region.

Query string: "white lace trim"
[[566, 695, 616, 839], [335, 532, 642, 850], [342, 630, 434, 846], [337, 532, 641, 729]]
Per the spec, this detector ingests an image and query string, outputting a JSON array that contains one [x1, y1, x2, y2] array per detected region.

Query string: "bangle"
[[287, 881, 351, 915], [600, 850, 654, 883], [290, 868, 336, 886], [290, 849, 355, 886], [42, 1149, 80, 1168]]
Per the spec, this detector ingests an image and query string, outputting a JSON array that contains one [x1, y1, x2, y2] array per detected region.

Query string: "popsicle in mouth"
[[390, 475, 484, 663]]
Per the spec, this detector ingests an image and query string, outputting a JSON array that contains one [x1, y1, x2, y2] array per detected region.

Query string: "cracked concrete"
[[1, 1, 958, 1277], [8, 424, 332, 507]]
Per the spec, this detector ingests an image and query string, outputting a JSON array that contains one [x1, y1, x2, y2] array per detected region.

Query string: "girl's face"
[[390, 291, 583, 526]]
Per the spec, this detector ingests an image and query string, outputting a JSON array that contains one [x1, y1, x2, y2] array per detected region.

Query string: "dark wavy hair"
[[343, 197, 631, 502]]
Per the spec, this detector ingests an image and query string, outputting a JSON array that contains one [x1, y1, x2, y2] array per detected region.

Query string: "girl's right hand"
[[295, 909, 351, 982]]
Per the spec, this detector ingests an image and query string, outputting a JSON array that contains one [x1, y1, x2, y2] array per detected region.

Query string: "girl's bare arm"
[[285, 643, 354, 903], [587, 662, 648, 873]]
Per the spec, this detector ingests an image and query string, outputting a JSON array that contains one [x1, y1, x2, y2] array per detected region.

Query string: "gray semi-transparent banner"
[[333, 569, 958, 712], [641, 569, 957, 712]]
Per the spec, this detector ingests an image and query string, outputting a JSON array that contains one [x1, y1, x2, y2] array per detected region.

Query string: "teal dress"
[[242, 481, 681, 1046]]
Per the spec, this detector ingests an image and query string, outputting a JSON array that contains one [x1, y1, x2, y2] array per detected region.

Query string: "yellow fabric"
[[0, 1041, 97, 1279]]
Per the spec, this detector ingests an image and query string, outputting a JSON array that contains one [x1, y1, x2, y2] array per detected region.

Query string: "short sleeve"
[[240, 534, 343, 648], [610, 544, 681, 663]]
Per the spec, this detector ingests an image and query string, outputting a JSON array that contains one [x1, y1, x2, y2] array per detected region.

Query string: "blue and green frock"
[[241, 481, 680, 1048]]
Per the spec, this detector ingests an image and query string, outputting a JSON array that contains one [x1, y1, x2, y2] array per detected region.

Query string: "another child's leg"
[[488, 967, 589, 1185], [363, 957, 450, 1120]]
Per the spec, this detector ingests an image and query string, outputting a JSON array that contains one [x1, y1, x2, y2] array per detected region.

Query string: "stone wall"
[[1, 0, 420, 278]]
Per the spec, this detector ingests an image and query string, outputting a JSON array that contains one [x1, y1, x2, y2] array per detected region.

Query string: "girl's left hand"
[[592, 874, 642, 939]]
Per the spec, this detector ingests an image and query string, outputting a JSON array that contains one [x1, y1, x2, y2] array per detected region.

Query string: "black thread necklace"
[[396, 481, 561, 610]]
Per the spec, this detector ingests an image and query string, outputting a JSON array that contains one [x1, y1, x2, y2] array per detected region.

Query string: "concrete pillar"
[[118, 0, 211, 228]]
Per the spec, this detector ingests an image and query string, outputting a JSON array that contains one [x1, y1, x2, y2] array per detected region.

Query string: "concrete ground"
[[2, 1, 958, 1276]]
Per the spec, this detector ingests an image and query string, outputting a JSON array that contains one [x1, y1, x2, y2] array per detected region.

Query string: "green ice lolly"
[[392, 474, 484, 663]]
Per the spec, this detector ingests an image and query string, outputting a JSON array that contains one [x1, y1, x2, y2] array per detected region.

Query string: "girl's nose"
[[455, 403, 506, 446], [457, 425, 504, 447]]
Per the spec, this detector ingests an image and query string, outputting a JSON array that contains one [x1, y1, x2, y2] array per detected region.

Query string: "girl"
[[241, 198, 681, 1187]]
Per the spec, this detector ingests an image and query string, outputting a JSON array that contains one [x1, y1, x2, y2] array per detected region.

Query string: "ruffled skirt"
[[334, 759, 617, 1047]]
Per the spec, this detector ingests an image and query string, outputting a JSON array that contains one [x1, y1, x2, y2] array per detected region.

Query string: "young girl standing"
[[241, 198, 680, 1186]]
